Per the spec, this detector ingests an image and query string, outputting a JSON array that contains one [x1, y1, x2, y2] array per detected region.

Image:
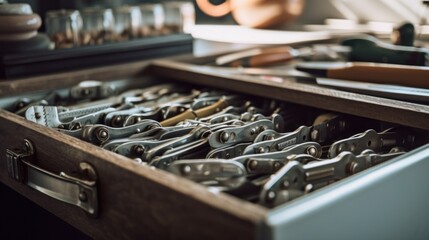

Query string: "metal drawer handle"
[[6, 139, 98, 217]]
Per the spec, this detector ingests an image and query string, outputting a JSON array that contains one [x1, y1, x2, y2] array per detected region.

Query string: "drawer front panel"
[[0, 110, 266, 240]]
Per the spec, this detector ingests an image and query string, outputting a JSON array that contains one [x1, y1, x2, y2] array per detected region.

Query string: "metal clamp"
[[6, 139, 98, 216]]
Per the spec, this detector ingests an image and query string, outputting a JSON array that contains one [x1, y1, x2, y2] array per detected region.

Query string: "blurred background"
[[6, 0, 429, 29]]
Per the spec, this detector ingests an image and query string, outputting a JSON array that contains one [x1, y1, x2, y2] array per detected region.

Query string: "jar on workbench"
[[138, 3, 165, 37], [113, 6, 142, 41], [80, 7, 115, 45], [163, 1, 195, 34], [45, 9, 83, 48]]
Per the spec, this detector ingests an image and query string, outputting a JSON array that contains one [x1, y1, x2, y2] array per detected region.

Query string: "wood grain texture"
[[147, 60, 429, 130], [0, 110, 267, 240]]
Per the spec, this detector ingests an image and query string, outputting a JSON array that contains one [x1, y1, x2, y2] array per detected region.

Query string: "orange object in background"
[[196, 0, 305, 28]]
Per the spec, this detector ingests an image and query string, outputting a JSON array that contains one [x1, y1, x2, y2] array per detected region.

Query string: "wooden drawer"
[[1, 57, 429, 240]]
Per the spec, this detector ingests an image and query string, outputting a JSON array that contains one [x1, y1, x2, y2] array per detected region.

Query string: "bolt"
[[306, 146, 317, 157], [348, 161, 359, 174], [282, 180, 290, 188], [112, 116, 122, 126], [35, 112, 41, 119], [257, 147, 266, 153], [259, 125, 267, 132], [96, 128, 109, 142], [273, 162, 282, 171], [182, 165, 191, 175], [133, 145, 145, 156], [265, 134, 275, 141], [73, 122, 82, 130], [225, 152, 230, 159], [248, 160, 258, 170], [267, 191, 276, 201], [219, 132, 230, 143], [79, 191, 88, 202]]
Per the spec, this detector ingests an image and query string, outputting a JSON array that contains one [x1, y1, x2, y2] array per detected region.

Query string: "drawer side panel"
[[262, 145, 429, 240]]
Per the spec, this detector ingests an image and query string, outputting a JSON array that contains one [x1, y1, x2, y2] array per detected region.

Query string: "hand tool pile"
[[13, 80, 424, 208], [213, 33, 429, 103]]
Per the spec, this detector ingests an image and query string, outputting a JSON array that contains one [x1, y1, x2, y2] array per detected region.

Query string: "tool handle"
[[160, 110, 196, 127], [230, 52, 295, 67], [160, 99, 228, 127], [194, 98, 228, 117], [341, 35, 428, 66], [216, 46, 297, 67], [328, 63, 429, 89]]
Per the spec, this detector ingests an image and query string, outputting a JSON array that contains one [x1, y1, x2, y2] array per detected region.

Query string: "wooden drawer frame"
[[1, 56, 429, 239]]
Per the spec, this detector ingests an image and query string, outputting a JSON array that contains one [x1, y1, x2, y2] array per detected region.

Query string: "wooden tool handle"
[[231, 52, 295, 67], [160, 110, 196, 127], [219, 46, 297, 67], [160, 99, 228, 127], [328, 63, 429, 89], [194, 98, 228, 117]]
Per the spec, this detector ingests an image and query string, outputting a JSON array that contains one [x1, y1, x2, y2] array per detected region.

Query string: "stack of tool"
[[7, 80, 425, 208], [213, 30, 429, 103]]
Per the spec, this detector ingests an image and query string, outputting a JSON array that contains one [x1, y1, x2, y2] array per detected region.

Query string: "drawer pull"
[[6, 139, 98, 216]]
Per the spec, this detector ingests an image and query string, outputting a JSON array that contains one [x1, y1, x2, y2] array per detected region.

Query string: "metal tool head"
[[166, 159, 247, 189], [25, 106, 62, 128]]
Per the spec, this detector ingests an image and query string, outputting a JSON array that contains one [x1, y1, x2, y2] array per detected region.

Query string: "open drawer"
[[1, 57, 429, 240]]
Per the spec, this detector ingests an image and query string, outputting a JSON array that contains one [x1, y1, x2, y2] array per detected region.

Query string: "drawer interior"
[[1, 59, 429, 239]]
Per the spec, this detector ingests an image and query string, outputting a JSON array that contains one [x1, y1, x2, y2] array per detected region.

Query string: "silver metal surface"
[[260, 144, 429, 240], [209, 119, 274, 148], [166, 159, 246, 189]]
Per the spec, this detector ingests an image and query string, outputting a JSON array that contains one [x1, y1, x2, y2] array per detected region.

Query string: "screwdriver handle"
[[216, 46, 297, 67], [341, 35, 428, 66]]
